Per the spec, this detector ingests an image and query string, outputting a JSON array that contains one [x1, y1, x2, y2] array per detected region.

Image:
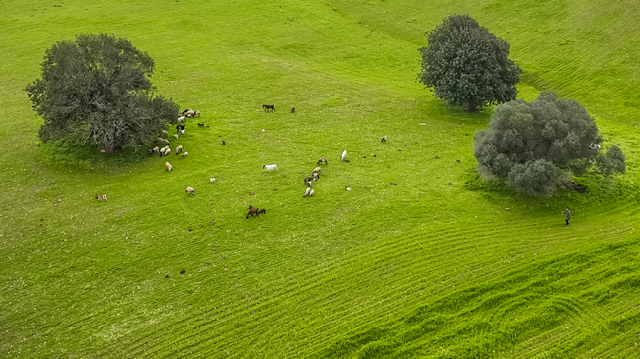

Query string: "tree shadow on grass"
[[37, 134, 151, 173], [418, 95, 495, 127], [460, 167, 633, 216]]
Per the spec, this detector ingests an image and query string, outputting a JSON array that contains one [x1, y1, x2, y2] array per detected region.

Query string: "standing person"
[[563, 207, 571, 225]]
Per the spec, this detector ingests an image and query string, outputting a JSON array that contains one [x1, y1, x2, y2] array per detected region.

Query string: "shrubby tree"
[[474, 91, 625, 195], [418, 15, 521, 112], [26, 33, 178, 154]]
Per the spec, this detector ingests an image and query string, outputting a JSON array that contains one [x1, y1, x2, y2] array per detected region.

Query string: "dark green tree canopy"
[[26, 33, 178, 153], [474, 91, 625, 195], [418, 15, 521, 112]]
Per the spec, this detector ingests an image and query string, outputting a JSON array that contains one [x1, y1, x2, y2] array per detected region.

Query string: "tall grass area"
[[0, 0, 639, 357]]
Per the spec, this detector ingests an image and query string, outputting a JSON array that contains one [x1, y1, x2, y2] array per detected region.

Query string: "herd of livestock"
[[96, 106, 387, 218]]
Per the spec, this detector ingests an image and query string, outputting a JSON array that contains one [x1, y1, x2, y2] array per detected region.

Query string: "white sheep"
[[210, 178, 215, 184], [175, 145, 183, 154], [303, 187, 311, 197], [173, 134, 179, 139], [151, 146, 159, 154], [185, 186, 195, 195], [161, 130, 168, 136], [263, 164, 279, 172], [181, 152, 188, 157], [341, 150, 347, 162], [164, 147, 172, 156], [165, 162, 173, 172]]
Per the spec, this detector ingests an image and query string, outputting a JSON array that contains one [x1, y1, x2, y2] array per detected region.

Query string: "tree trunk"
[[104, 145, 122, 154], [466, 102, 478, 113]]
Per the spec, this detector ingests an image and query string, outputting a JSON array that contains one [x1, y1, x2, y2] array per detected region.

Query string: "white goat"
[[263, 164, 279, 172], [181, 152, 188, 157], [178, 116, 185, 123]]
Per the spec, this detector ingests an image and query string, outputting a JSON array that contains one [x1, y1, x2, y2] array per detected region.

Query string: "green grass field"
[[1, 0, 640, 357]]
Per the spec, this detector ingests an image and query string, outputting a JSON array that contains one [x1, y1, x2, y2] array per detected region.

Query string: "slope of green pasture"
[[0, 0, 639, 358]]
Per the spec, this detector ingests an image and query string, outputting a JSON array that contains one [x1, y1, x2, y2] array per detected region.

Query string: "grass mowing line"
[[122, 210, 636, 358], [310, 240, 640, 357]]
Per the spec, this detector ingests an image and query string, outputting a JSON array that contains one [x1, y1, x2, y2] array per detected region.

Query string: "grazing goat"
[[309, 189, 314, 197], [95, 194, 108, 201], [178, 116, 186, 123], [262, 104, 275, 111], [181, 129, 185, 135], [312, 167, 321, 175], [182, 108, 193, 115], [246, 207, 259, 218], [210, 178, 215, 184], [161, 130, 168, 136], [173, 134, 179, 139], [176, 125, 185, 133], [197, 123, 205, 127], [185, 109, 195, 118], [312, 172, 320, 179], [381, 135, 387, 143], [304, 176, 317, 183], [175, 145, 183, 154], [165, 162, 173, 172], [185, 187, 195, 195], [181, 152, 188, 157], [150, 146, 159, 155], [317, 157, 328, 165], [258, 209, 266, 215], [263, 164, 279, 172], [164, 147, 172, 156], [341, 150, 347, 162], [303, 187, 312, 197]]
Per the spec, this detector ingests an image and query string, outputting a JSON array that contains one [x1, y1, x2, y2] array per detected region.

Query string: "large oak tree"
[[419, 15, 521, 112], [474, 92, 625, 195], [26, 33, 178, 154]]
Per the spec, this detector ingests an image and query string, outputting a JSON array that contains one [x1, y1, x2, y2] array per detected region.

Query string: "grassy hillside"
[[0, 0, 639, 358]]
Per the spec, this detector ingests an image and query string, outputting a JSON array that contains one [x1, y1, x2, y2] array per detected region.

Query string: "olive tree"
[[26, 33, 178, 154], [418, 15, 521, 112], [474, 91, 625, 195]]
